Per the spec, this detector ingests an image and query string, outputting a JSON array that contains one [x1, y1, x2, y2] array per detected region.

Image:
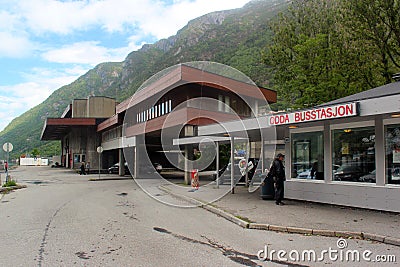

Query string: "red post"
[[191, 169, 199, 189]]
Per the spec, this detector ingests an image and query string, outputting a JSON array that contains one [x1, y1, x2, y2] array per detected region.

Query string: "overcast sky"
[[0, 0, 250, 132]]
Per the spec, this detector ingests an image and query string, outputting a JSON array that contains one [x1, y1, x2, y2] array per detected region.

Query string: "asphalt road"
[[0, 166, 398, 266]]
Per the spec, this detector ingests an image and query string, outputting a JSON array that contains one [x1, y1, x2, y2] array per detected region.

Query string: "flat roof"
[[321, 81, 400, 106], [41, 118, 97, 140]]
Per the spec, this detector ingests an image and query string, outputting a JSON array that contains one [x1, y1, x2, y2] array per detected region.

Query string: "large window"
[[385, 124, 400, 185], [332, 126, 375, 183], [291, 130, 324, 179]]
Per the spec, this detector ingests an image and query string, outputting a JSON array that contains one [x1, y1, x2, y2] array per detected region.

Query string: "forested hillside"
[[0, 0, 287, 158]]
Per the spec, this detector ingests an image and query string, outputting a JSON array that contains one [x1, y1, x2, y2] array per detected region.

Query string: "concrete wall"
[[72, 97, 116, 118], [285, 180, 400, 212], [67, 127, 100, 169], [86, 127, 100, 170], [72, 99, 87, 118], [87, 97, 116, 118]]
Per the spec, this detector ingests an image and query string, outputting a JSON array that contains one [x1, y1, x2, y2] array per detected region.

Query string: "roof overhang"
[[199, 102, 359, 137], [116, 64, 277, 115], [41, 118, 97, 140], [97, 114, 119, 132]]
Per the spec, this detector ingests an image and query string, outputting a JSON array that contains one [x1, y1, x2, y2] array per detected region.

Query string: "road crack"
[[153, 227, 309, 266], [37, 201, 70, 267]]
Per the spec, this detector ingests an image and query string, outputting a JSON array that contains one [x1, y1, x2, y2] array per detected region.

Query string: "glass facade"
[[332, 126, 375, 183], [291, 131, 324, 179], [385, 124, 400, 184]]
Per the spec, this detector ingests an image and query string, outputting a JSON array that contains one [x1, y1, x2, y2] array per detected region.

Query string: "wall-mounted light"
[[289, 125, 298, 129], [344, 129, 352, 133], [391, 114, 400, 118]]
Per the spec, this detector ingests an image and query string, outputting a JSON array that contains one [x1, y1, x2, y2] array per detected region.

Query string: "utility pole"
[[3, 142, 13, 183]]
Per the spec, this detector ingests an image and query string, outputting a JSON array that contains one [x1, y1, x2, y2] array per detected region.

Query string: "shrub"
[[3, 180, 17, 187]]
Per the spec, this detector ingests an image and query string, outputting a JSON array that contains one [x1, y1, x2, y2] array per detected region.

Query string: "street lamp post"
[[97, 146, 103, 180], [3, 142, 13, 183]]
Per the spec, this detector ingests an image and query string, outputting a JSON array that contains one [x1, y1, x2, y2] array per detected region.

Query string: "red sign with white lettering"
[[268, 103, 358, 126]]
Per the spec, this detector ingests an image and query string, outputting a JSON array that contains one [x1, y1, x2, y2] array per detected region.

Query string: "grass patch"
[[3, 180, 17, 187]]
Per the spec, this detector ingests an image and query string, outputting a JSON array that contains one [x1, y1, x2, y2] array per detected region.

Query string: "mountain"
[[0, 0, 288, 159]]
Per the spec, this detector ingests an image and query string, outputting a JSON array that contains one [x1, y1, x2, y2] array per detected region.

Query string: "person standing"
[[4, 161, 8, 173], [86, 162, 90, 174], [269, 153, 286, 205], [80, 162, 86, 175]]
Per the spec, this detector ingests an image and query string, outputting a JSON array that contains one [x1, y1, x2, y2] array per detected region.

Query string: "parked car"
[[51, 162, 62, 168], [108, 162, 130, 174], [292, 162, 311, 177], [296, 164, 340, 179], [333, 164, 364, 182], [358, 168, 400, 183], [297, 168, 312, 179], [359, 169, 376, 183]]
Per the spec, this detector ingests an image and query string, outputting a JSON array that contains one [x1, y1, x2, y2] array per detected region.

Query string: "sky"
[[0, 0, 251, 132]]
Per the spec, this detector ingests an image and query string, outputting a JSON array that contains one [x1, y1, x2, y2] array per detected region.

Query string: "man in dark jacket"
[[269, 153, 286, 205], [80, 162, 86, 175]]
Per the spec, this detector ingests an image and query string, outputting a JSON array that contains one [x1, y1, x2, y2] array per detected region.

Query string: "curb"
[[159, 185, 250, 228], [159, 185, 400, 247], [0, 184, 27, 193], [203, 204, 250, 228], [88, 177, 132, 181]]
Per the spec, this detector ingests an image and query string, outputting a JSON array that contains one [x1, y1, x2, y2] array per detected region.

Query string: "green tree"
[[31, 148, 40, 158], [345, 0, 400, 83], [263, 0, 400, 109]]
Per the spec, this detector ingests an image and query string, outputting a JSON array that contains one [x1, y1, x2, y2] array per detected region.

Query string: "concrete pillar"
[[66, 151, 70, 169], [284, 127, 290, 179], [245, 141, 250, 187], [118, 148, 125, 176], [135, 135, 145, 178], [216, 142, 219, 188], [135, 144, 145, 178], [231, 136, 235, 194], [261, 139, 265, 173], [61, 139, 64, 166], [323, 121, 332, 183], [375, 115, 385, 186], [134, 146, 137, 178], [184, 145, 193, 185], [86, 128, 98, 171]]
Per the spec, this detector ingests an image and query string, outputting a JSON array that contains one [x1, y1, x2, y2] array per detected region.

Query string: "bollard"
[[191, 169, 199, 190]]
